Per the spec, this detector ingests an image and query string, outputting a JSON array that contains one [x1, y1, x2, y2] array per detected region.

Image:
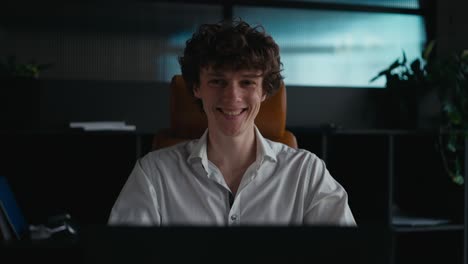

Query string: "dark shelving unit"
[[0, 130, 155, 226], [290, 127, 467, 264]]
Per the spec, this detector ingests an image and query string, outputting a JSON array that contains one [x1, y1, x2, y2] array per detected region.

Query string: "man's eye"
[[209, 79, 225, 86], [241, 80, 257, 87]]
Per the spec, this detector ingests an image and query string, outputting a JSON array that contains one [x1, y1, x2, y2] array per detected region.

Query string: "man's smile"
[[217, 107, 248, 117]]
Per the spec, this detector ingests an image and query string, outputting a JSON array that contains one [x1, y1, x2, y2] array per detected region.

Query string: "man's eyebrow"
[[205, 71, 262, 77], [240, 73, 263, 78], [206, 72, 225, 77]]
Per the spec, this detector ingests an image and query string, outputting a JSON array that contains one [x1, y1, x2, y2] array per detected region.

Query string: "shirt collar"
[[187, 129, 210, 172], [187, 126, 278, 174], [254, 126, 277, 163]]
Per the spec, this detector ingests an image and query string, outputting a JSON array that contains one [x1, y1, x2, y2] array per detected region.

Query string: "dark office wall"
[[38, 80, 170, 133], [36, 81, 441, 133], [436, 0, 468, 57], [0, 27, 6, 55], [38, 82, 380, 132]]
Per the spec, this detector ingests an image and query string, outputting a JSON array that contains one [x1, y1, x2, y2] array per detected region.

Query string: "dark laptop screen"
[[82, 225, 389, 264]]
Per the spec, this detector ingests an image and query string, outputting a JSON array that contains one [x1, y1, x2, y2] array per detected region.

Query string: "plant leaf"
[[447, 141, 457, 152], [453, 175, 464, 185], [410, 59, 421, 74], [370, 70, 389, 82], [423, 40, 436, 61]]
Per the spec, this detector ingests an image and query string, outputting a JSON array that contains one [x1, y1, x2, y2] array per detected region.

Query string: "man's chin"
[[208, 121, 255, 138]]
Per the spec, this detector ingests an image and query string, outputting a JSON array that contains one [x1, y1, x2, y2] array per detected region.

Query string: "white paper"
[[70, 121, 136, 131]]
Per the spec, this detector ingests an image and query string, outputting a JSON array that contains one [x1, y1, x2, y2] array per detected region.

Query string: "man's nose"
[[222, 82, 242, 101]]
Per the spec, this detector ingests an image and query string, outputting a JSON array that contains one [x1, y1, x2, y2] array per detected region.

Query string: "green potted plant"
[[0, 55, 51, 79], [426, 48, 468, 185], [0, 56, 52, 130], [370, 47, 431, 129], [371, 41, 467, 185]]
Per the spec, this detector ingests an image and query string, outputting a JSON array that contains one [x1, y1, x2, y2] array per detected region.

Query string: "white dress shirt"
[[108, 128, 356, 226]]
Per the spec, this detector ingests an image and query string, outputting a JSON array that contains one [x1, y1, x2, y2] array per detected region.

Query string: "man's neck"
[[207, 127, 257, 193], [207, 127, 257, 168]]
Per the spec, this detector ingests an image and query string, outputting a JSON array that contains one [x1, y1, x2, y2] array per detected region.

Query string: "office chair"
[[152, 75, 297, 150]]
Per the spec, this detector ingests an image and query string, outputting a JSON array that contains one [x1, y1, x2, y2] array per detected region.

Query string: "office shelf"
[[393, 224, 464, 233], [290, 127, 466, 264]]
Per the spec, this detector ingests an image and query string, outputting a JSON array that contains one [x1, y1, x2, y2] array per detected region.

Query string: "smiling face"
[[194, 67, 266, 138]]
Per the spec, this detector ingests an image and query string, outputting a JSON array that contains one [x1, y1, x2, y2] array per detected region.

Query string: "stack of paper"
[[392, 215, 450, 226], [70, 121, 136, 131]]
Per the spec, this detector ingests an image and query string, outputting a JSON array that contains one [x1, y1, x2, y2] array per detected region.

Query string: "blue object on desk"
[[0, 176, 29, 240]]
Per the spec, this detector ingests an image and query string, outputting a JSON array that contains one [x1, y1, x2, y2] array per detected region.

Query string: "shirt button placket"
[[228, 192, 240, 226], [229, 213, 239, 226], [229, 201, 240, 226]]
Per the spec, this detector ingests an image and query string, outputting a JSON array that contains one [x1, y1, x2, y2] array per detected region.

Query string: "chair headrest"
[[170, 75, 287, 139]]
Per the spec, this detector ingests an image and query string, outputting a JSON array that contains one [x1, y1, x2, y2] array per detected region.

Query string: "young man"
[[108, 19, 356, 226]]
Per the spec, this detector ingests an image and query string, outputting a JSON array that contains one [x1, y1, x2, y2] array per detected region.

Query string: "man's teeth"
[[222, 110, 243, 116]]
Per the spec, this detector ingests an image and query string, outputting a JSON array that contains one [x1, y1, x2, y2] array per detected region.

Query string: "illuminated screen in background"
[[234, 7, 426, 88], [153, 4, 223, 82], [269, 0, 420, 9]]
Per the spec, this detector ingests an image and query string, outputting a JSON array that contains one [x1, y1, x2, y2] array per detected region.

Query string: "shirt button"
[[230, 214, 238, 221]]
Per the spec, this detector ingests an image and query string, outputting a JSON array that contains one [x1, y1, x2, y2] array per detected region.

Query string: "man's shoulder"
[[141, 140, 196, 164], [266, 139, 319, 161]]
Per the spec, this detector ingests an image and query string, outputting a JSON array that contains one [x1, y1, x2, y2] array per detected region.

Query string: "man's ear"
[[193, 85, 201, 99], [261, 92, 267, 102]]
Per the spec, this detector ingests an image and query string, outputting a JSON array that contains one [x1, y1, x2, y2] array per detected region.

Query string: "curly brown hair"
[[179, 19, 284, 99]]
